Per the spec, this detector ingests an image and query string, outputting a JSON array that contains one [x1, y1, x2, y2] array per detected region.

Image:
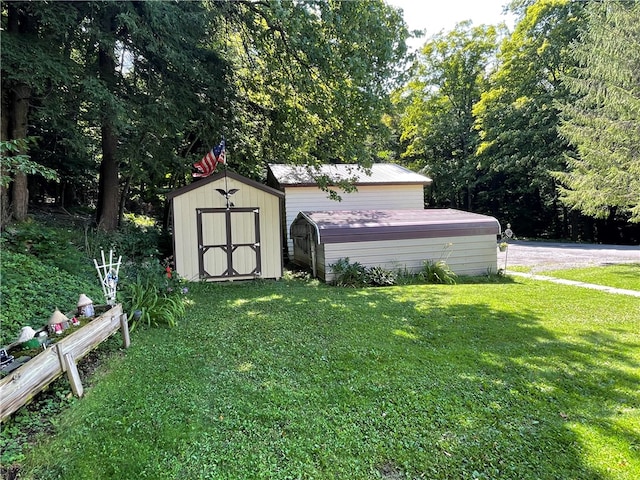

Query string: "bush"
[[419, 259, 457, 285], [366, 266, 397, 286], [120, 258, 189, 331], [330, 259, 398, 287], [330, 257, 368, 287]]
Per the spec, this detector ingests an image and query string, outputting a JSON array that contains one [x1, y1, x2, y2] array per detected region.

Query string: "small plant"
[[366, 266, 397, 286], [419, 259, 457, 285], [121, 257, 189, 331], [329, 257, 368, 287]]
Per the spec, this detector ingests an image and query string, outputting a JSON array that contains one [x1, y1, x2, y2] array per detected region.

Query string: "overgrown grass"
[[15, 276, 640, 479], [539, 263, 640, 291]]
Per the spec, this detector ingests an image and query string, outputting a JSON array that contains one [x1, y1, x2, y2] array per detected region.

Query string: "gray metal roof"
[[268, 163, 432, 186], [292, 209, 500, 243]]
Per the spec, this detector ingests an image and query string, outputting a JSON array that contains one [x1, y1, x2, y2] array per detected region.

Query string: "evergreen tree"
[[557, 0, 640, 223]]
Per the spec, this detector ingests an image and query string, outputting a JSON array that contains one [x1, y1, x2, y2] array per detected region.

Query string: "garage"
[[290, 209, 501, 282]]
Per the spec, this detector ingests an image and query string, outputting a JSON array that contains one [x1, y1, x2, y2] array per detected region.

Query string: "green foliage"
[[1, 219, 92, 281], [473, 0, 587, 236], [119, 251, 189, 331], [0, 250, 102, 345], [0, 139, 58, 188], [365, 266, 398, 286], [329, 257, 368, 287], [419, 259, 458, 285], [395, 21, 499, 208], [84, 215, 163, 262], [121, 273, 187, 331], [556, 0, 640, 222]]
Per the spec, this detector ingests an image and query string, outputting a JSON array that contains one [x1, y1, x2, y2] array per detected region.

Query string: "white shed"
[[168, 170, 284, 282], [290, 209, 500, 282], [267, 163, 432, 259]]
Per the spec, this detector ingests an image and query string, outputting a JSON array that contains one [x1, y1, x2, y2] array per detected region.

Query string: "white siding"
[[317, 235, 498, 282], [284, 184, 424, 256], [172, 176, 282, 281]]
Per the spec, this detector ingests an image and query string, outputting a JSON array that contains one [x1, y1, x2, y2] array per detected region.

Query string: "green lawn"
[[17, 276, 640, 479], [539, 263, 640, 291]]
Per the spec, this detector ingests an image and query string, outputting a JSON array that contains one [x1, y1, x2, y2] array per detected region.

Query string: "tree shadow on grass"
[[182, 279, 639, 479], [370, 287, 639, 480]]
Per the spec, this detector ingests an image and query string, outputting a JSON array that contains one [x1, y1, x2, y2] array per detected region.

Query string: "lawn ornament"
[[0, 349, 14, 368], [94, 250, 121, 306], [77, 294, 95, 317], [16, 326, 36, 343], [48, 309, 69, 335]]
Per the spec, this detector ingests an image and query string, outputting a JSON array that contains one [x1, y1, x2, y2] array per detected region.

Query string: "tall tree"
[[473, 0, 586, 237], [1, 1, 76, 225], [395, 21, 499, 209], [557, 0, 640, 223]]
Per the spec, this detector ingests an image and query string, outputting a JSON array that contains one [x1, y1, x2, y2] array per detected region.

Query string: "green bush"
[[84, 215, 162, 263], [419, 259, 457, 285], [120, 259, 189, 331], [366, 266, 398, 286], [330, 257, 368, 287]]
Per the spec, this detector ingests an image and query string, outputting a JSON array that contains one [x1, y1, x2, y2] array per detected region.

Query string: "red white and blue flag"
[[193, 139, 226, 178]]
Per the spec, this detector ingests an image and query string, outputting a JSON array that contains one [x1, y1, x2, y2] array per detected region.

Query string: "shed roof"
[[268, 163, 432, 187], [167, 169, 284, 200], [292, 209, 500, 244]]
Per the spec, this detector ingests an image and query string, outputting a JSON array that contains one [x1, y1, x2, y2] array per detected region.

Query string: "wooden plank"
[[63, 353, 83, 398], [0, 304, 126, 422]]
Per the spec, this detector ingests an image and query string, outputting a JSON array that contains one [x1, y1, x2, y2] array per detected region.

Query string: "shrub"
[[419, 259, 457, 285], [330, 257, 368, 287], [120, 260, 189, 331], [366, 266, 397, 286]]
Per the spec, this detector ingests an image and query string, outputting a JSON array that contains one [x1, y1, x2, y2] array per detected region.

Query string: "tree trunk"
[[6, 5, 33, 223], [95, 9, 120, 232], [1, 88, 10, 229]]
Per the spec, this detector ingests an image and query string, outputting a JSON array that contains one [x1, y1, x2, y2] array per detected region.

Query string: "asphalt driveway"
[[499, 240, 640, 272]]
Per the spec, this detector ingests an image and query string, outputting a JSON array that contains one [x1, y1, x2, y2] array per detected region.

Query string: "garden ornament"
[[48, 309, 69, 334], [16, 326, 36, 343], [77, 293, 95, 317]]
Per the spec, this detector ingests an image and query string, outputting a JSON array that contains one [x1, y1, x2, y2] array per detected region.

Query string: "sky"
[[386, 0, 516, 51]]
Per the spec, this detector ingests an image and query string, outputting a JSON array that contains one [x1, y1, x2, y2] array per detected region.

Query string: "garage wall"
[[283, 184, 424, 257], [316, 235, 498, 282]]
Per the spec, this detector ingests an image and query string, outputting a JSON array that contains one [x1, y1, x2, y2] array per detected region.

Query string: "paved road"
[[499, 240, 640, 272]]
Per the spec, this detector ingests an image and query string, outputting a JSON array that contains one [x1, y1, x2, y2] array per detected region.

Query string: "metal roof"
[[268, 163, 432, 187], [292, 209, 500, 243], [167, 169, 284, 200]]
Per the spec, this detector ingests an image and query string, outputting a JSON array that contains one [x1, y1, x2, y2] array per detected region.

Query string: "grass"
[[539, 263, 640, 291], [14, 275, 640, 479]]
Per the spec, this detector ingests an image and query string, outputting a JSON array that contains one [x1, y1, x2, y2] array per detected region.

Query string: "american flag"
[[193, 139, 226, 178]]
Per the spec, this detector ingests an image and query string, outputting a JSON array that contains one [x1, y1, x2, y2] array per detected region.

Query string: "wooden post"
[[56, 345, 83, 398], [120, 313, 130, 349]]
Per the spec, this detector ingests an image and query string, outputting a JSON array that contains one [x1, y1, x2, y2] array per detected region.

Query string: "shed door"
[[196, 208, 261, 280]]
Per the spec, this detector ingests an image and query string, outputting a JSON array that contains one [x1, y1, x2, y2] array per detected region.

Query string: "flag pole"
[[223, 137, 230, 209]]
